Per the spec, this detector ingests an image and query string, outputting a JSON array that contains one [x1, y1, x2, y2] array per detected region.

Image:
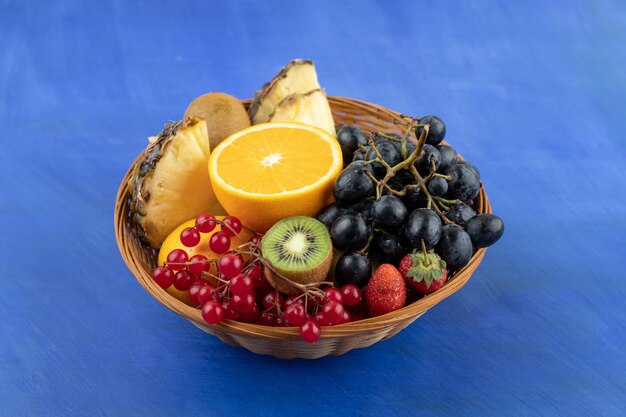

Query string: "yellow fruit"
[[158, 216, 253, 305], [268, 89, 336, 137], [184, 92, 250, 150], [208, 123, 343, 233], [130, 118, 217, 248]]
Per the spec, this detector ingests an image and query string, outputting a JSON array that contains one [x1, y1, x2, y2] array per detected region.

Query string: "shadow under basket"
[[115, 96, 491, 359]]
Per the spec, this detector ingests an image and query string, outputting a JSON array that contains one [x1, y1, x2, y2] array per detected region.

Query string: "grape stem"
[[366, 115, 455, 225]]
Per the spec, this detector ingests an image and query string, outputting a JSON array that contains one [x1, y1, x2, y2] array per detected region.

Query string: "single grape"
[[152, 267, 174, 289], [195, 213, 216, 233], [180, 227, 200, 247], [437, 145, 458, 172], [335, 252, 372, 288], [403, 208, 442, 249], [400, 140, 417, 160], [415, 144, 441, 176], [218, 253, 243, 279], [188, 254, 209, 276], [352, 145, 370, 162], [324, 288, 344, 304], [340, 284, 362, 306], [371, 195, 408, 231], [453, 160, 481, 179], [336, 125, 368, 165], [330, 213, 371, 251], [166, 249, 188, 272], [202, 301, 224, 324], [285, 303, 308, 326], [427, 176, 448, 196], [395, 168, 416, 186], [366, 141, 402, 177], [316, 203, 354, 229], [402, 186, 422, 211], [435, 224, 473, 271], [464, 214, 504, 247], [333, 165, 375, 205], [372, 232, 406, 264], [229, 273, 254, 296], [416, 115, 446, 145], [173, 270, 194, 291], [447, 164, 480, 200], [347, 160, 375, 175], [209, 232, 230, 254], [300, 320, 321, 343], [445, 203, 477, 226], [381, 179, 405, 197]]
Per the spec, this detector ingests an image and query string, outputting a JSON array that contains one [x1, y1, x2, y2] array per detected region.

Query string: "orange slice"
[[208, 122, 342, 232]]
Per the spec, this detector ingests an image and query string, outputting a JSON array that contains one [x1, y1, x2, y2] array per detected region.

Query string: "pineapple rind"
[[130, 118, 216, 248], [249, 59, 320, 124]]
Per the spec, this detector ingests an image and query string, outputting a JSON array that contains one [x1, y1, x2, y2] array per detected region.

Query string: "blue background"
[[1, 0, 625, 416]]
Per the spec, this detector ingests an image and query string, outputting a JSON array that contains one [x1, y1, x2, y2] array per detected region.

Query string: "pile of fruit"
[[129, 59, 504, 344]]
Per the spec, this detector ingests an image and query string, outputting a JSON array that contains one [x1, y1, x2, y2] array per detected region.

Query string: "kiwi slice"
[[261, 216, 333, 294]]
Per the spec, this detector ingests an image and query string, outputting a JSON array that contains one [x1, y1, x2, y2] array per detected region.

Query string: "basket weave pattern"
[[115, 96, 491, 359]]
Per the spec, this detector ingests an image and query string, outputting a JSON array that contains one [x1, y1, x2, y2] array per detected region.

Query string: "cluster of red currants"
[[151, 213, 365, 344]]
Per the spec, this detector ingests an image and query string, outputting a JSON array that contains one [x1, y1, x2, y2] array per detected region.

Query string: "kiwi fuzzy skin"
[[264, 248, 332, 295], [184, 92, 250, 150]]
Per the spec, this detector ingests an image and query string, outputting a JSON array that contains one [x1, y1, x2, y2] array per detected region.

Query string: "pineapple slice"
[[268, 89, 336, 137], [248, 59, 321, 124], [130, 118, 217, 248]]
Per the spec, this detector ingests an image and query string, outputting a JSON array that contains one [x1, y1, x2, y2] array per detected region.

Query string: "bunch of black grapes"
[[317, 117, 504, 288]]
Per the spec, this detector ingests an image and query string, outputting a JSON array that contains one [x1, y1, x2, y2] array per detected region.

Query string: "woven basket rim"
[[114, 96, 490, 340]]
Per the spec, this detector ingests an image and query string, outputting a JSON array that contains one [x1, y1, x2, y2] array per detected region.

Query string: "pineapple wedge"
[[249, 59, 321, 124], [268, 89, 336, 137], [130, 118, 217, 248]]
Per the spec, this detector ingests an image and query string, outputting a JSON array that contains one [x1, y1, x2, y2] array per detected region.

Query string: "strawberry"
[[399, 250, 448, 295], [364, 264, 406, 317]]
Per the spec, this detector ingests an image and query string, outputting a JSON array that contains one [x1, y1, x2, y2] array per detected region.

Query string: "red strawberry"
[[365, 264, 406, 317], [399, 250, 448, 295]]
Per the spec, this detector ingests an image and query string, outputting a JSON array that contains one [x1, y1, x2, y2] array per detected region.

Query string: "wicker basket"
[[115, 96, 491, 359]]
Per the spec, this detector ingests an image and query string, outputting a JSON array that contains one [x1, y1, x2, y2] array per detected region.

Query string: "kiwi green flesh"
[[261, 216, 331, 271]]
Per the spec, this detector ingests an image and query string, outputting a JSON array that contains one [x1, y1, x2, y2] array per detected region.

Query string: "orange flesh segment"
[[216, 127, 337, 194]]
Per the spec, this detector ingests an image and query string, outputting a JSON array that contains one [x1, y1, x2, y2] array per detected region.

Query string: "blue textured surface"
[[1, 1, 625, 416]]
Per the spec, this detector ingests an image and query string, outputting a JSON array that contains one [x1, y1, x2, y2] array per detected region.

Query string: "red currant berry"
[[189, 283, 205, 306], [173, 270, 194, 291], [209, 232, 230, 254], [180, 227, 201, 247], [314, 311, 329, 326], [340, 310, 351, 324], [274, 316, 287, 327], [340, 284, 362, 306], [218, 253, 244, 279], [229, 274, 253, 296], [300, 320, 321, 344], [166, 249, 188, 271], [202, 301, 224, 324], [262, 291, 283, 310], [221, 216, 242, 237], [285, 303, 307, 327], [195, 213, 216, 233], [238, 303, 259, 323], [232, 292, 256, 313], [285, 295, 305, 307], [324, 288, 344, 304], [197, 285, 216, 305], [152, 267, 174, 289], [256, 312, 274, 326], [222, 300, 239, 320], [188, 254, 209, 276], [321, 301, 345, 325], [245, 263, 263, 285], [249, 234, 262, 246]]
